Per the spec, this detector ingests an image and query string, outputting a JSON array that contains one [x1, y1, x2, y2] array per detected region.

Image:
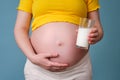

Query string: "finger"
[[88, 38, 97, 44], [50, 62, 69, 67], [88, 37, 96, 42], [88, 41, 95, 44], [51, 66, 61, 71], [44, 53, 59, 58], [44, 61, 68, 71], [49, 68, 60, 72], [90, 28, 98, 33], [58, 66, 67, 70], [88, 33, 99, 38]]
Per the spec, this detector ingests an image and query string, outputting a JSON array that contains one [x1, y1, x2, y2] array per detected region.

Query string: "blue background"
[[0, 0, 120, 80]]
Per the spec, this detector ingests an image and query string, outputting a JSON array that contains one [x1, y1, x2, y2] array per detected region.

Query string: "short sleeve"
[[17, 0, 33, 13], [85, 0, 100, 12]]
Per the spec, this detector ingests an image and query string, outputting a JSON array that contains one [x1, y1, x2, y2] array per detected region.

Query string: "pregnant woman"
[[14, 0, 103, 80]]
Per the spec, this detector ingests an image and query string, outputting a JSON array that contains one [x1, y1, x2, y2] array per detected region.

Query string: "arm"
[[14, 11, 35, 59], [88, 10, 104, 44], [14, 11, 68, 71]]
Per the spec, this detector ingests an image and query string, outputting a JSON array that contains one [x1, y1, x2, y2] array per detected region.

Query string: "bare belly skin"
[[30, 22, 87, 66]]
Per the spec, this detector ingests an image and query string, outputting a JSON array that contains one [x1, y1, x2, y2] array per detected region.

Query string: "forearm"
[[88, 10, 104, 43], [14, 27, 35, 60]]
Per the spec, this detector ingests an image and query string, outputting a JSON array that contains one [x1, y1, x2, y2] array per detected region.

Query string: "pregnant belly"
[[30, 22, 87, 66]]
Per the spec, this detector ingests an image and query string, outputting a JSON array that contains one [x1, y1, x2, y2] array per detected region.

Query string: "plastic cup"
[[76, 18, 95, 49]]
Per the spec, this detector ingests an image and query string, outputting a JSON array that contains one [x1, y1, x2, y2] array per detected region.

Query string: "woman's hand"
[[88, 27, 99, 44], [87, 10, 104, 45], [30, 52, 69, 72]]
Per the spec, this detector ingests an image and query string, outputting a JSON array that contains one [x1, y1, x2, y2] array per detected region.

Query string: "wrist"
[[27, 53, 37, 63]]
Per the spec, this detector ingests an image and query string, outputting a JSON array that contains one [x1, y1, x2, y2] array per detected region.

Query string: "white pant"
[[24, 53, 92, 80]]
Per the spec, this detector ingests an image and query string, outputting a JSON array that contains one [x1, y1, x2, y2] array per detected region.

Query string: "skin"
[[14, 9, 103, 72], [88, 10, 103, 44]]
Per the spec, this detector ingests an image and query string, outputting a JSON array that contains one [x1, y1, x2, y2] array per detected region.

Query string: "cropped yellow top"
[[17, 0, 100, 31]]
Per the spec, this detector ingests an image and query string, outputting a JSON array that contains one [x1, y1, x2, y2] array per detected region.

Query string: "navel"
[[56, 40, 63, 46]]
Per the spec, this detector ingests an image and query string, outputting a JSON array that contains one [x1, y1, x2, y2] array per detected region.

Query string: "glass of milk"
[[76, 18, 95, 49]]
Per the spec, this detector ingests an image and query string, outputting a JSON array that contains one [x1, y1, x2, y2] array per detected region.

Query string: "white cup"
[[76, 18, 95, 49]]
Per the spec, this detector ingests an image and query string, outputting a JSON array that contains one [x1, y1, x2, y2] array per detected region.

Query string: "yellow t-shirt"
[[17, 0, 100, 31]]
